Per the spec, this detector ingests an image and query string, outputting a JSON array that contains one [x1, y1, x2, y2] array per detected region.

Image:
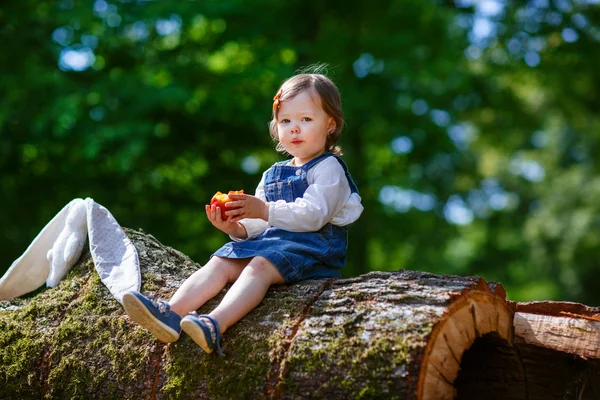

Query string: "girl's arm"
[[268, 157, 351, 232]]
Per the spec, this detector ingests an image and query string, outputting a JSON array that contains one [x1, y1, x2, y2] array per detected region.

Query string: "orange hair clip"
[[272, 88, 283, 111]]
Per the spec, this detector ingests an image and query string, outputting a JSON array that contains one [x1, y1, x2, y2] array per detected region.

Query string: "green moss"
[[160, 282, 323, 399], [279, 325, 413, 399], [44, 281, 151, 399], [163, 327, 271, 399], [0, 320, 44, 399], [141, 272, 164, 293], [272, 282, 434, 400], [0, 254, 155, 399], [0, 261, 88, 398], [162, 301, 289, 399]]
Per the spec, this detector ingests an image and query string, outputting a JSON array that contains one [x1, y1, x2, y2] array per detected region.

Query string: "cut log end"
[[417, 281, 518, 400]]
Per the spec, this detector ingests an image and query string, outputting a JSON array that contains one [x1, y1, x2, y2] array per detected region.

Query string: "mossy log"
[[0, 229, 598, 399]]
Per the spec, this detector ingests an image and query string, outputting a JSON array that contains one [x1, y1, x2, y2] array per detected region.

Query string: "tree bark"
[[0, 229, 597, 399], [513, 302, 600, 400]]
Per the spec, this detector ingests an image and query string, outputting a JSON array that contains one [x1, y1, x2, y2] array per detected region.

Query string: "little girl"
[[122, 72, 363, 356]]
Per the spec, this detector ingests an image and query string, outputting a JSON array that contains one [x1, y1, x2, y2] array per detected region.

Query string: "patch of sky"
[[479, 0, 504, 16], [94, 0, 121, 27], [510, 154, 546, 182], [391, 136, 413, 155], [59, 45, 96, 71], [241, 155, 260, 174], [524, 51, 541, 67], [507, 38, 522, 55], [460, 0, 505, 51], [448, 122, 475, 151], [125, 21, 150, 42], [156, 14, 182, 36], [506, 31, 545, 66], [476, 178, 515, 212], [571, 13, 589, 29], [515, 7, 541, 34], [81, 34, 98, 49], [546, 11, 563, 26], [107, 12, 122, 28], [443, 179, 518, 224], [353, 53, 385, 79], [469, 17, 496, 46], [529, 37, 546, 52], [464, 45, 483, 60], [467, 188, 491, 218], [455, 0, 476, 7], [412, 192, 437, 211], [454, 14, 473, 30], [531, 130, 549, 148], [553, 0, 572, 13], [430, 109, 451, 127], [93, 0, 109, 16], [562, 28, 579, 43], [52, 26, 74, 46], [379, 185, 436, 213], [444, 195, 474, 225], [411, 99, 428, 116]]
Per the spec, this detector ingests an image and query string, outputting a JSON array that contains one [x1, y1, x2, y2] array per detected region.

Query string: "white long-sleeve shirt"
[[234, 156, 364, 240]]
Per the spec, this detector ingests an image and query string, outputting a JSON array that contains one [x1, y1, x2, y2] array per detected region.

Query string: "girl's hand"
[[205, 204, 247, 239], [223, 193, 269, 222]]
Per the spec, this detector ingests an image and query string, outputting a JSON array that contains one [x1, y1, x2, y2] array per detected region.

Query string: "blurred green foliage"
[[1, 0, 599, 304]]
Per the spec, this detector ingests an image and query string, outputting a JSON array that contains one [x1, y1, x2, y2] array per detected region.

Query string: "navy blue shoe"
[[122, 291, 181, 343], [180, 314, 224, 356]]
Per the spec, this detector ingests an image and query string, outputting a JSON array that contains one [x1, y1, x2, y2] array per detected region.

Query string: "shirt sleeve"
[[268, 157, 351, 232], [229, 170, 270, 241]]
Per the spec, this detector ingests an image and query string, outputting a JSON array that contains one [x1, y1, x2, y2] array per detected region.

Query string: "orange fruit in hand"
[[210, 190, 244, 220]]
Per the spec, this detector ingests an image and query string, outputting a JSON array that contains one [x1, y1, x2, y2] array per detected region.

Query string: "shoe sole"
[[180, 318, 213, 354], [122, 293, 180, 343]]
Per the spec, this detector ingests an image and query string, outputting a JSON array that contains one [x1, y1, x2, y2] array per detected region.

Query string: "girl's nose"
[[290, 126, 300, 134]]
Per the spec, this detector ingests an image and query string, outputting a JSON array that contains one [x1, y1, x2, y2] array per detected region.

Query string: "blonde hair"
[[269, 72, 345, 156]]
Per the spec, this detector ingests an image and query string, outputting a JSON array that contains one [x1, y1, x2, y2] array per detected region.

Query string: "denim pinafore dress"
[[212, 153, 359, 283]]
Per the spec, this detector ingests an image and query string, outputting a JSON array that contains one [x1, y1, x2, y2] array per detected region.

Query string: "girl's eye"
[[280, 119, 290, 124], [302, 117, 312, 122]]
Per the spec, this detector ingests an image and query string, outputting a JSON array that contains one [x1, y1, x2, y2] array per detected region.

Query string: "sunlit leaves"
[[153, 154, 209, 188], [2, 0, 600, 305], [206, 42, 254, 74]]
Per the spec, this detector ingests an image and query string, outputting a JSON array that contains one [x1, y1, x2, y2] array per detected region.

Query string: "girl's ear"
[[327, 118, 336, 134]]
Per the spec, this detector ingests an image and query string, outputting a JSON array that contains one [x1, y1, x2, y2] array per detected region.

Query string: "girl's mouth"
[[291, 140, 302, 145]]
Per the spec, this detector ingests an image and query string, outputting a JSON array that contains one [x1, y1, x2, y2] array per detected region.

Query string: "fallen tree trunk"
[[513, 302, 600, 400], [0, 229, 598, 399]]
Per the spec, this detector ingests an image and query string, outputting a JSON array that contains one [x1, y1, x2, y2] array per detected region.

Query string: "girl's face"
[[276, 90, 335, 166]]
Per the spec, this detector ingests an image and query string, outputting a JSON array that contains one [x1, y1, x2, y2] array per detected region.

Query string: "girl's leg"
[[169, 256, 248, 316], [208, 256, 285, 333]]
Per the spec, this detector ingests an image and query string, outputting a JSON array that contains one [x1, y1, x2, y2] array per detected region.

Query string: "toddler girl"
[[122, 72, 363, 356]]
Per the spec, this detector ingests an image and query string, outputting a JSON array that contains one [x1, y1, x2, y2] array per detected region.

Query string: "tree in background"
[[1, 0, 599, 304]]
